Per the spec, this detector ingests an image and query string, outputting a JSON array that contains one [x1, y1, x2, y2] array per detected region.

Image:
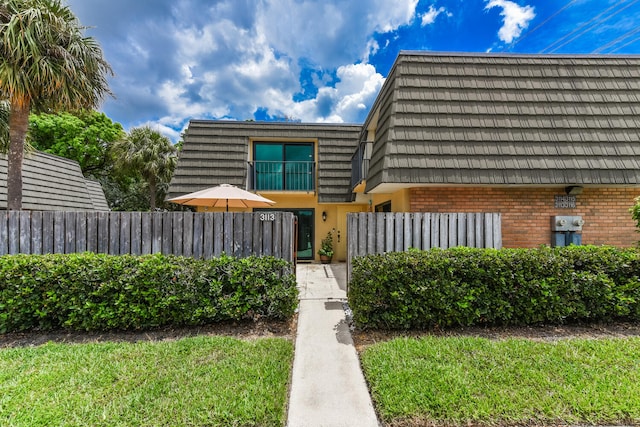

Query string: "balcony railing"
[[350, 141, 370, 189], [249, 161, 316, 191]]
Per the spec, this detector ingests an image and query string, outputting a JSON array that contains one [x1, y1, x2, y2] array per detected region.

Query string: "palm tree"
[[0, 0, 111, 210], [112, 127, 177, 210], [0, 100, 8, 152]]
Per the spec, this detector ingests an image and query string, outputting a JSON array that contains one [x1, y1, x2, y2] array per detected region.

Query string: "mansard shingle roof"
[[365, 52, 640, 192], [168, 120, 361, 203]]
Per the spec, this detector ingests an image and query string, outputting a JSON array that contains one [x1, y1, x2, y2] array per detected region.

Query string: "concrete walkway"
[[287, 263, 380, 427]]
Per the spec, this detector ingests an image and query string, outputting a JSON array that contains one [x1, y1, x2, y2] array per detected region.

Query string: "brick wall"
[[409, 187, 640, 248]]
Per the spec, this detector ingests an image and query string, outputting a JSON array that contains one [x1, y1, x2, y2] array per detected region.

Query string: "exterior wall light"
[[322, 211, 327, 222], [565, 186, 584, 195]]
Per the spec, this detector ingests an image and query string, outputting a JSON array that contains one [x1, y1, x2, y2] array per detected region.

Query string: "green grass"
[[0, 336, 293, 427], [361, 336, 640, 426]]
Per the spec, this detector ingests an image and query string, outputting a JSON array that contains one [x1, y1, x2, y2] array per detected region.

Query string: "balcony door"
[[254, 142, 314, 191]]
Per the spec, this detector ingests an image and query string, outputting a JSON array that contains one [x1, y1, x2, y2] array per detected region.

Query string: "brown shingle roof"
[[365, 52, 640, 192]]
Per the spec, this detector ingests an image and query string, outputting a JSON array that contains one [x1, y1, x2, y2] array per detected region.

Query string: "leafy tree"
[[112, 126, 178, 210], [29, 110, 124, 175], [0, 0, 111, 210]]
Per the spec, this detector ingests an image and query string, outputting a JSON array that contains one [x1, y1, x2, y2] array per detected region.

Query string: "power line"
[[540, 0, 638, 53], [592, 25, 640, 53], [506, 0, 579, 51], [610, 33, 640, 52]]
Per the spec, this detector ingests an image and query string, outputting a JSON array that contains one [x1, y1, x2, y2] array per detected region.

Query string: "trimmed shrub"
[[348, 246, 640, 330], [0, 253, 297, 333]]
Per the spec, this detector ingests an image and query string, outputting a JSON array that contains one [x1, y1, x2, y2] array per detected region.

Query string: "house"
[[168, 51, 640, 261], [0, 151, 110, 211]]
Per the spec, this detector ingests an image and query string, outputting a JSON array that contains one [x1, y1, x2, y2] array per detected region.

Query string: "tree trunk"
[[149, 176, 157, 211], [7, 101, 30, 211]]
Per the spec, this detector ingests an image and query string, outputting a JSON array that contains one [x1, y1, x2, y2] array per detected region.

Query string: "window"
[[375, 201, 391, 212], [253, 142, 314, 191]]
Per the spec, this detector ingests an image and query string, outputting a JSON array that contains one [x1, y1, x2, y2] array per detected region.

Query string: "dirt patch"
[[353, 322, 640, 351], [0, 316, 296, 348]]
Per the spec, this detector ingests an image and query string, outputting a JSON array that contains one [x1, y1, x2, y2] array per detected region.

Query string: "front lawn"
[[361, 336, 640, 426], [0, 336, 293, 427]]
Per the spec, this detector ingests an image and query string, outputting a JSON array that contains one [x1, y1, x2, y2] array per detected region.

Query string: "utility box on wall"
[[551, 216, 584, 247]]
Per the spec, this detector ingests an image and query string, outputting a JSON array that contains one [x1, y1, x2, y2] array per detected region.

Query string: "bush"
[[0, 253, 298, 333], [348, 246, 640, 330]]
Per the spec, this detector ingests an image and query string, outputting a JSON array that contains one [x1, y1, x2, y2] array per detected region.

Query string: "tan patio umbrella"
[[167, 184, 275, 211]]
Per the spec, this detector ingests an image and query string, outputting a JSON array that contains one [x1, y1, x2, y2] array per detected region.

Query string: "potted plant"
[[318, 232, 334, 264]]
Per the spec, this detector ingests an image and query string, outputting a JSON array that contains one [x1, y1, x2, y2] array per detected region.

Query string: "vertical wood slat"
[[19, 211, 31, 254], [172, 213, 184, 256], [493, 213, 502, 249], [76, 212, 87, 253], [233, 213, 244, 257], [223, 212, 233, 255], [86, 212, 98, 253], [412, 213, 421, 250], [182, 212, 193, 257], [203, 213, 214, 259], [131, 212, 143, 255], [53, 212, 65, 254], [152, 212, 163, 254], [162, 212, 173, 255], [8, 211, 20, 255], [357, 213, 367, 257], [262, 215, 273, 256], [64, 212, 76, 254], [375, 213, 385, 254], [0, 211, 8, 255], [119, 211, 130, 255], [422, 213, 431, 250], [394, 213, 403, 252], [97, 212, 109, 253], [272, 213, 282, 259], [31, 211, 43, 255], [282, 213, 293, 262], [42, 211, 54, 254], [108, 212, 120, 255], [192, 213, 204, 258], [214, 213, 224, 257]]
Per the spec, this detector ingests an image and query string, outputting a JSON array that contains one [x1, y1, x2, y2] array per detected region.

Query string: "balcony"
[[249, 161, 316, 192], [350, 141, 370, 191]]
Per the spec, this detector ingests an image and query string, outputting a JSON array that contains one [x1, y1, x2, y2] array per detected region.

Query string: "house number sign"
[[554, 195, 576, 209], [259, 213, 275, 221]]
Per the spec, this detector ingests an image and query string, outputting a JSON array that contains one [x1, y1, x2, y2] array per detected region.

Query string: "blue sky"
[[64, 0, 640, 141]]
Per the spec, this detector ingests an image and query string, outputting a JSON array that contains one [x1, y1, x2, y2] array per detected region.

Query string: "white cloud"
[[485, 0, 535, 44], [421, 5, 451, 26], [275, 63, 385, 123], [65, 0, 419, 141]]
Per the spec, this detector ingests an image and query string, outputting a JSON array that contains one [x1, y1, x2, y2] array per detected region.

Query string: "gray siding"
[[366, 52, 640, 191], [169, 121, 361, 203], [0, 151, 107, 211]]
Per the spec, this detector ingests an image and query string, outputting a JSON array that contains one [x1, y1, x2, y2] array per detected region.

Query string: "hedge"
[[0, 253, 298, 333], [348, 245, 640, 330]]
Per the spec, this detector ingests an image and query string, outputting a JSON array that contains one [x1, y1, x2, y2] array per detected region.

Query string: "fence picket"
[[347, 212, 502, 281], [20, 211, 31, 254], [2, 211, 294, 264], [31, 211, 43, 255]]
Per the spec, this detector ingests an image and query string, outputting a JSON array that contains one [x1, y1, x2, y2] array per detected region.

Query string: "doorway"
[[255, 208, 314, 260]]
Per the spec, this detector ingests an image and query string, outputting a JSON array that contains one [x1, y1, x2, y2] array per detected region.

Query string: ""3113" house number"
[[259, 213, 275, 221]]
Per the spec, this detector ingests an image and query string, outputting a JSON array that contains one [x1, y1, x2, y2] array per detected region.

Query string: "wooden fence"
[[0, 211, 296, 263], [347, 212, 502, 280]]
